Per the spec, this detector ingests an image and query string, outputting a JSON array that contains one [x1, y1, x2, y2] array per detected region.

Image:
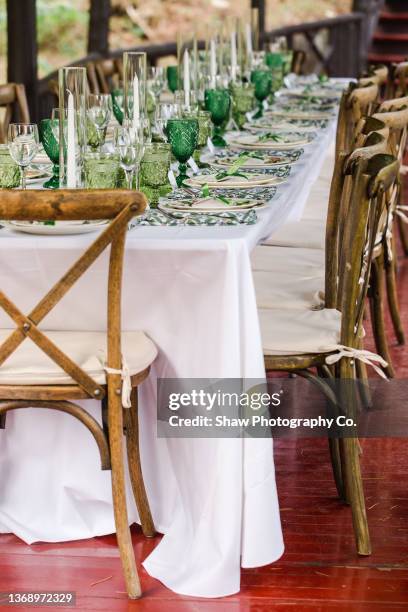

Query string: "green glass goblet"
[[166, 117, 199, 187], [230, 83, 256, 129], [111, 89, 124, 125], [140, 143, 171, 207], [167, 66, 179, 94], [39, 118, 60, 189], [250, 70, 272, 118], [204, 88, 231, 147], [281, 51, 294, 76], [265, 53, 284, 95], [265, 52, 284, 70], [184, 110, 212, 167], [0, 144, 21, 188]]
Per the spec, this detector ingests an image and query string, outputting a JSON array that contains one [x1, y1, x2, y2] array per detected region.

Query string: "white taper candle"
[[210, 39, 217, 88], [183, 49, 190, 107], [133, 73, 140, 131], [230, 30, 237, 80], [66, 90, 76, 188], [245, 23, 253, 60]]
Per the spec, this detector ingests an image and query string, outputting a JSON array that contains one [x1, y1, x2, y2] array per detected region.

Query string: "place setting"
[[243, 116, 327, 133], [229, 131, 314, 150]]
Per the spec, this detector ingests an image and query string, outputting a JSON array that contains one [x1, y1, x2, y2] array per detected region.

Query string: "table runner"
[[0, 109, 336, 597]]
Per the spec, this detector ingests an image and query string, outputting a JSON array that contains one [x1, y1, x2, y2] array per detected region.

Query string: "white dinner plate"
[[207, 154, 296, 169], [230, 133, 312, 150], [4, 220, 108, 236], [159, 197, 266, 213], [283, 87, 342, 99], [244, 121, 319, 133], [184, 173, 283, 189], [266, 109, 334, 120]]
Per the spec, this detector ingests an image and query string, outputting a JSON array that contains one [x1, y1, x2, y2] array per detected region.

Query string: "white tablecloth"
[[0, 119, 335, 597]]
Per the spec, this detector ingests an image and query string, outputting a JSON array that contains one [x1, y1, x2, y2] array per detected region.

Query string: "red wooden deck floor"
[[1, 230, 408, 610]]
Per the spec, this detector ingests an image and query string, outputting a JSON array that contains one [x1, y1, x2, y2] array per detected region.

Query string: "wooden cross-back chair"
[[86, 61, 101, 94], [333, 111, 404, 379], [353, 116, 390, 149], [95, 58, 123, 94], [0, 83, 30, 144], [259, 153, 399, 556], [378, 98, 408, 258], [0, 189, 157, 600], [369, 64, 389, 87], [325, 131, 390, 311], [358, 76, 380, 88], [365, 106, 408, 371], [386, 61, 408, 99], [336, 83, 379, 157], [374, 105, 408, 159], [291, 50, 306, 75], [359, 66, 389, 94]]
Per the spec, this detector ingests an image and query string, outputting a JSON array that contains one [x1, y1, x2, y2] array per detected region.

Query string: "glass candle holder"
[[0, 144, 21, 188], [140, 143, 171, 207], [230, 82, 256, 129], [40, 118, 60, 189], [83, 154, 122, 189], [58, 66, 87, 188], [204, 88, 231, 147], [123, 51, 147, 131], [250, 69, 272, 118]]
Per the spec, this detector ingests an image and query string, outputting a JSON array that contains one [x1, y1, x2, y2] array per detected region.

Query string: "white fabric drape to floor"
[[0, 119, 335, 597]]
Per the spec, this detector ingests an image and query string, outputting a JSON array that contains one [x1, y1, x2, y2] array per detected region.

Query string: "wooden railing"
[[37, 12, 374, 119], [262, 13, 367, 78]]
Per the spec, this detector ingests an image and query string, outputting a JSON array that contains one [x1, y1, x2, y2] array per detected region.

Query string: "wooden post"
[[6, 0, 38, 121], [251, 0, 266, 43], [88, 0, 111, 55], [352, 0, 383, 53]]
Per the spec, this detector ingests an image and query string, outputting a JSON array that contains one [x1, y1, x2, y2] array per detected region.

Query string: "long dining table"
[[0, 94, 339, 598]]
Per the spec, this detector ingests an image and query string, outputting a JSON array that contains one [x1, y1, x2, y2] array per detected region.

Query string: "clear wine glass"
[[148, 66, 165, 97], [153, 102, 178, 141], [114, 122, 144, 189], [87, 93, 112, 153], [8, 123, 39, 190]]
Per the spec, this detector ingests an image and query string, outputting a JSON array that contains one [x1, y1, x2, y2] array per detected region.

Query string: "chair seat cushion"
[[254, 269, 324, 310], [0, 330, 158, 386], [259, 307, 341, 355], [251, 245, 325, 272], [261, 218, 326, 250]]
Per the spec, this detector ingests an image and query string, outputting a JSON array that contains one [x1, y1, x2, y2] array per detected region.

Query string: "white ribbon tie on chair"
[[324, 344, 388, 379], [104, 359, 133, 408]]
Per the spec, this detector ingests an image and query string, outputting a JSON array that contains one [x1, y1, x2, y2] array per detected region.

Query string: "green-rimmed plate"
[[230, 132, 313, 150], [159, 196, 266, 213], [4, 220, 108, 235]]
